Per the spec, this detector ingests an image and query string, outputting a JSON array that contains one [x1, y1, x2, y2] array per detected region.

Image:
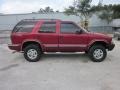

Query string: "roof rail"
[[22, 19, 61, 21]]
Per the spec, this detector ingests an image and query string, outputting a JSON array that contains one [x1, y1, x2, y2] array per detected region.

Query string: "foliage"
[[92, 4, 120, 23], [64, 0, 93, 21], [38, 6, 59, 13], [112, 4, 120, 19], [98, 5, 113, 24], [64, 0, 120, 24], [64, 0, 95, 29]]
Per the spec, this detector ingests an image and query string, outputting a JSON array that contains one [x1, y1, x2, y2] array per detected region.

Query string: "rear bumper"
[[107, 42, 115, 51], [8, 44, 21, 51]]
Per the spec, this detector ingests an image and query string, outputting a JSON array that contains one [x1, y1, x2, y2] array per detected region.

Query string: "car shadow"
[[0, 64, 19, 71], [41, 53, 90, 63], [12, 53, 90, 63]]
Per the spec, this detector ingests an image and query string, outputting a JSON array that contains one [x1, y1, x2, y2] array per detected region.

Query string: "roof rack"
[[22, 19, 61, 21]]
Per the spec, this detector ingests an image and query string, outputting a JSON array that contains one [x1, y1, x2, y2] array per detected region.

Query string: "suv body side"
[[9, 19, 114, 52]]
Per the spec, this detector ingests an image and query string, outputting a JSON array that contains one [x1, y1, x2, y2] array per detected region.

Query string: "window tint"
[[61, 22, 80, 33], [39, 22, 56, 33], [12, 21, 37, 33]]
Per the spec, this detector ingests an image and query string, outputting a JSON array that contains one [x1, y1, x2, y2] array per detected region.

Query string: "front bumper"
[[107, 42, 115, 51], [8, 44, 21, 51]]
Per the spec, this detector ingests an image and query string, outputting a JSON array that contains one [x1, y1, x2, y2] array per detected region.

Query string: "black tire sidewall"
[[88, 45, 107, 62], [24, 45, 41, 62], [118, 37, 120, 40]]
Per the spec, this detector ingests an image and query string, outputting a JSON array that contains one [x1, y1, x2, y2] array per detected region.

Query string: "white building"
[[0, 12, 112, 33]]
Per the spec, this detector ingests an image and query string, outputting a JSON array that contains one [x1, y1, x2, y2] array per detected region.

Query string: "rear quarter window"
[[12, 21, 37, 33]]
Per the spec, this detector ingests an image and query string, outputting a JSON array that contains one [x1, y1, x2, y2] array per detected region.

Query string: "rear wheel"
[[88, 45, 107, 62], [24, 44, 42, 62], [118, 37, 120, 40], [85, 51, 88, 54]]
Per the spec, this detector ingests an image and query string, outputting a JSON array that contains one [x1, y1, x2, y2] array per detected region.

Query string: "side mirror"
[[76, 30, 82, 34]]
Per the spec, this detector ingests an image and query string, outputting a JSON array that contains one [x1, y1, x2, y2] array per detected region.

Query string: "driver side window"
[[61, 22, 80, 34]]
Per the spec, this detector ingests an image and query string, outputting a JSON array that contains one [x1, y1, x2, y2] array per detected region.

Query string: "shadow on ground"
[[12, 53, 90, 63], [40, 53, 89, 63]]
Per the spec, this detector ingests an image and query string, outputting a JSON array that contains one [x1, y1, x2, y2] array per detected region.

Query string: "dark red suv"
[[8, 19, 115, 62]]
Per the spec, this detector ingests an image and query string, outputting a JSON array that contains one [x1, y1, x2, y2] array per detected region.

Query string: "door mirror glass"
[[76, 30, 82, 34]]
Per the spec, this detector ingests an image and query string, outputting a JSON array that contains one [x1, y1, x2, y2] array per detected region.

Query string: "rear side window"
[[61, 22, 80, 33], [39, 22, 56, 33], [12, 21, 37, 33]]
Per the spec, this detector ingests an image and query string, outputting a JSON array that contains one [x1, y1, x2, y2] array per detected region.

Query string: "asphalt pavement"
[[0, 37, 120, 90]]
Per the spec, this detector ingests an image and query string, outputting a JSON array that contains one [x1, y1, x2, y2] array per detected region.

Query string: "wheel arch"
[[87, 40, 109, 51], [21, 39, 43, 51]]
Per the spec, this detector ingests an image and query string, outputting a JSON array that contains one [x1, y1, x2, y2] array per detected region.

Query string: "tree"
[[91, 4, 120, 24], [38, 6, 54, 13], [112, 4, 120, 19], [64, 0, 94, 29], [56, 10, 59, 12], [98, 5, 113, 24], [98, 9, 113, 24], [44, 6, 54, 13], [38, 8, 45, 13]]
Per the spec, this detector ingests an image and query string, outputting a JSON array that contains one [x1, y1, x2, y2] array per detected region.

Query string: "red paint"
[[8, 19, 114, 52]]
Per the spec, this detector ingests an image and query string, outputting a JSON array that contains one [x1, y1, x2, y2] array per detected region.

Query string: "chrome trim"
[[44, 44, 58, 48], [8, 44, 20, 47], [59, 44, 87, 48], [44, 44, 87, 48]]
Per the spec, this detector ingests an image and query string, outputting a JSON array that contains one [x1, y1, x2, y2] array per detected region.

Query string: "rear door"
[[59, 22, 88, 52], [37, 21, 59, 52]]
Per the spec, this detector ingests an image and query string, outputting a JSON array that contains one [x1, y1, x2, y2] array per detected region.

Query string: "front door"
[[59, 22, 88, 52]]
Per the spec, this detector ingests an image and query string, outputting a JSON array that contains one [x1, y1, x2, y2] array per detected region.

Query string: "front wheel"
[[88, 45, 107, 62], [24, 44, 42, 62]]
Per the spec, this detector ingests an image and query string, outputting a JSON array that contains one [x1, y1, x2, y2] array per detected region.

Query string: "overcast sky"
[[0, 0, 120, 14]]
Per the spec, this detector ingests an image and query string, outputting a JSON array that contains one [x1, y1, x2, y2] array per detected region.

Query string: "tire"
[[118, 37, 120, 40], [85, 51, 88, 54], [24, 44, 42, 62], [88, 45, 107, 62]]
